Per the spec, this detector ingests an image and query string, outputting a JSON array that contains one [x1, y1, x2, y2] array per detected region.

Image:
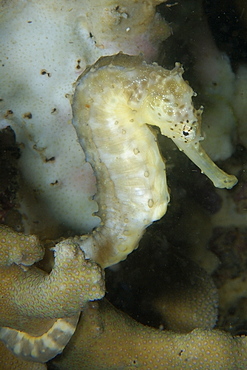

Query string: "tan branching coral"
[[0, 237, 104, 327], [0, 230, 105, 362], [54, 299, 247, 370], [0, 224, 44, 266]]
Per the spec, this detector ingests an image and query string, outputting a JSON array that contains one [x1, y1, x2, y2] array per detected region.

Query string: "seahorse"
[[72, 53, 237, 268]]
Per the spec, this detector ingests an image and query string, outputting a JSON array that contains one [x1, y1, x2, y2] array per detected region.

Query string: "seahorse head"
[[125, 61, 204, 145]]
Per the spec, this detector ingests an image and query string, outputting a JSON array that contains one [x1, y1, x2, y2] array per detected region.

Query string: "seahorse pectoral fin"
[[171, 138, 237, 189]]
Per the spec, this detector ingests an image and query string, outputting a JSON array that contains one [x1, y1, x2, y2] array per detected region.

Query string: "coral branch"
[[54, 299, 247, 370], [0, 234, 105, 362], [0, 224, 44, 266], [0, 239, 104, 328]]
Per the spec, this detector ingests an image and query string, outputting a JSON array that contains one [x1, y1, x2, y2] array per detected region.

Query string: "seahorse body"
[[72, 53, 237, 268]]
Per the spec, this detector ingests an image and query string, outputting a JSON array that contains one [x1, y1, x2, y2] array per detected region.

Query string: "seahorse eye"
[[183, 130, 190, 136], [182, 123, 196, 141]]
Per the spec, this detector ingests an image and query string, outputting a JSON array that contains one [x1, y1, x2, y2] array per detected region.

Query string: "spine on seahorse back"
[[72, 54, 170, 268]]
